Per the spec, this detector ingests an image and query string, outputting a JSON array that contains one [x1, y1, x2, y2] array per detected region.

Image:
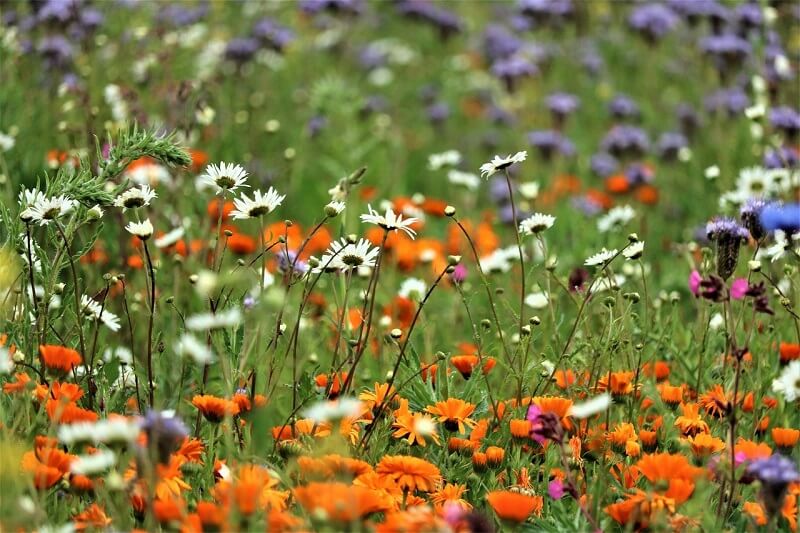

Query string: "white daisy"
[[428, 150, 462, 170], [71, 450, 117, 476], [588, 274, 626, 294], [479, 151, 527, 178], [0, 347, 13, 375], [325, 200, 346, 216], [125, 219, 153, 240], [399, 278, 426, 301], [198, 162, 249, 194], [126, 161, 172, 187], [113, 184, 157, 211], [760, 230, 800, 263], [519, 213, 555, 235], [597, 205, 635, 233], [186, 307, 242, 330], [154, 227, 185, 249], [772, 360, 800, 402], [623, 241, 645, 260], [447, 169, 480, 191], [360, 204, 419, 239], [569, 394, 611, 419], [230, 187, 285, 219], [304, 397, 363, 423], [18, 188, 46, 209], [175, 333, 215, 365], [524, 291, 549, 309], [80, 294, 121, 332], [584, 248, 618, 267], [480, 246, 522, 274], [318, 238, 379, 272], [20, 195, 77, 225], [518, 181, 540, 200]]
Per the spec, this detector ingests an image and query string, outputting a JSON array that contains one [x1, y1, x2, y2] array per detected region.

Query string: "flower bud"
[[444, 206, 456, 217]]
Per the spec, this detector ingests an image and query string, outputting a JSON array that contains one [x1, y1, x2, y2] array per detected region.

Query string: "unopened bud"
[[390, 328, 402, 339], [444, 206, 456, 217]]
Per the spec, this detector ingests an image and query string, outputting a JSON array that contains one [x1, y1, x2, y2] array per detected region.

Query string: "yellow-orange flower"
[[431, 483, 472, 510], [192, 395, 240, 422], [687, 433, 725, 458], [425, 398, 476, 434], [294, 482, 391, 523], [486, 491, 543, 522], [375, 455, 441, 493], [40, 344, 81, 373]]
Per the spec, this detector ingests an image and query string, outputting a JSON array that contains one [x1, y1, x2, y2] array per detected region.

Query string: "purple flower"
[[628, 3, 680, 42], [141, 410, 189, 463], [700, 33, 752, 71], [519, 0, 574, 21], [747, 455, 800, 518], [706, 217, 749, 280], [769, 107, 800, 138], [299, 0, 364, 15], [397, 0, 463, 39], [38, 35, 73, 66], [483, 24, 522, 62], [156, 4, 208, 27], [571, 195, 603, 217], [763, 147, 799, 169], [426, 102, 450, 124], [590, 153, 618, 178], [224, 37, 260, 63], [657, 132, 688, 161], [37, 0, 77, 23], [548, 478, 565, 500], [546, 92, 580, 118], [625, 163, 654, 186], [491, 55, 538, 91], [450, 263, 467, 284], [706, 218, 749, 241], [730, 278, 749, 300], [735, 2, 763, 30], [601, 125, 650, 157], [759, 203, 800, 234], [253, 18, 294, 52], [705, 87, 749, 117], [609, 95, 640, 121], [527, 130, 575, 159], [307, 115, 327, 138], [740, 197, 770, 240]]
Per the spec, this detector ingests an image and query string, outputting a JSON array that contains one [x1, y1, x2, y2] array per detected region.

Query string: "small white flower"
[[519, 213, 555, 235], [623, 241, 645, 260], [317, 238, 379, 272], [186, 308, 242, 330], [447, 169, 480, 191], [584, 248, 618, 267], [230, 187, 285, 219], [20, 195, 76, 225], [772, 360, 800, 402], [154, 227, 185, 249], [71, 450, 117, 476], [325, 201, 346, 216], [705, 165, 720, 180], [199, 162, 249, 194], [80, 294, 121, 332], [589, 274, 626, 294], [597, 205, 635, 233], [305, 397, 363, 423], [87, 205, 104, 220], [518, 181, 540, 200], [0, 131, 15, 152], [176, 333, 215, 365], [709, 312, 725, 330], [125, 219, 153, 240], [399, 278, 426, 301], [0, 347, 13, 374], [569, 394, 611, 419], [480, 246, 523, 274], [479, 151, 527, 178], [428, 150, 462, 170], [113, 184, 157, 211], [103, 346, 133, 365], [524, 291, 549, 309], [18, 188, 46, 209], [360, 204, 419, 239]]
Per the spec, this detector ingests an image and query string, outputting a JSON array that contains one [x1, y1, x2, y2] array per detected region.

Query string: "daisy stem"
[[121, 279, 143, 414], [330, 271, 352, 370], [212, 192, 226, 271], [259, 215, 266, 292], [504, 169, 526, 335], [54, 221, 86, 375], [24, 223, 44, 362], [143, 239, 157, 409]]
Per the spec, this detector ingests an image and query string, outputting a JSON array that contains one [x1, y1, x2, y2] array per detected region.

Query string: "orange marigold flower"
[[3, 372, 31, 394], [471, 451, 488, 473], [635, 453, 704, 485], [735, 437, 772, 460], [359, 382, 397, 413], [73, 503, 111, 531], [425, 398, 476, 434], [780, 342, 800, 363], [772, 427, 800, 450], [658, 383, 683, 406], [175, 438, 204, 464], [674, 403, 709, 437], [21, 445, 75, 489], [486, 491, 543, 523], [40, 344, 81, 373], [698, 384, 731, 418], [509, 419, 532, 441], [294, 482, 391, 522], [486, 446, 505, 468], [192, 395, 240, 422], [377, 506, 449, 533], [376, 455, 441, 493], [687, 433, 725, 458], [431, 483, 472, 511], [152, 498, 184, 525], [392, 410, 440, 447]]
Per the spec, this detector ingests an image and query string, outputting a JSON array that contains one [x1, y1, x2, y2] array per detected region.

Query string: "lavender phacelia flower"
[[769, 107, 800, 139], [739, 198, 770, 240], [140, 410, 189, 463], [747, 455, 800, 519], [656, 132, 688, 161], [706, 217, 749, 279], [601, 125, 650, 157], [527, 130, 575, 159], [628, 3, 680, 43]]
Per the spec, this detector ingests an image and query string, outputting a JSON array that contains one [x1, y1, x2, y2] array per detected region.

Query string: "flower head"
[[518, 213, 555, 235], [230, 187, 285, 219], [199, 162, 249, 194], [20, 195, 76, 225], [114, 185, 157, 211], [125, 219, 154, 240], [360, 204, 419, 239], [479, 151, 527, 178]]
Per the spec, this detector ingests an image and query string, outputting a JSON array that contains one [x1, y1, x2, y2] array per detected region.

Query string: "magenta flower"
[[730, 278, 748, 300], [689, 270, 702, 296], [548, 478, 565, 500]]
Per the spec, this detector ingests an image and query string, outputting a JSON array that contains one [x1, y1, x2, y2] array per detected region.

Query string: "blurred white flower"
[[584, 248, 618, 267], [186, 308, 242, 330], [71, 450, 117, 476], [155, 227, 185, 249], [305, 397, 363, 423], [597, 205, 635, 233], [176, 333, 215, 365], [399, 278, 426, 301], [428, 150, 462, 170], [447, 169, 480, 191], [623, 241, 645, 260], [479, 151, 527, 178], [524, 291, 549, 309], [772, 360, 800, 402], [569, 394, 611, 419], [360, 204, 419, 239], [80, 294, 121, 332]]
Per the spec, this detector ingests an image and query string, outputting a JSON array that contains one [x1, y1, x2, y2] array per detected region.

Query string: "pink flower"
[[689, 270, 702, 296], [548, 478, 565, 500], [730, 278, 748, 300]]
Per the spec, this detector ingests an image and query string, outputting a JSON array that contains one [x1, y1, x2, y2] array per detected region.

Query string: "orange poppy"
[[486, 491, 543, 522], [226, 232, 257, 255], [40, 344, 81, 373], [605, 174, 630, 194], [450, 355, 479, 379], [375, 455, 441, 493], [192, 395, 240, 422]]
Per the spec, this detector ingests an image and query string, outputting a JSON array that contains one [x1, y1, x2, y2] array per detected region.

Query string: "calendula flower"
[[376, 455, 441, 492], [425, 399, 476, 433], [40, 344, 81, 373], [360, 204, 419, 239], [192, 395, 240, 422], [479, 151, 527, 178], [486, 491, 543, 522], [519, 213, 555, 235], [125, 219, 154, 240], [113, 185, 157, 211], [199, 162, 249, 194], [230, 187, 285, 219]]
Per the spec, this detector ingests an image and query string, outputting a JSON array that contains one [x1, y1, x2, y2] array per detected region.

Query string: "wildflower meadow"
[[2, 1, 800, 531]]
